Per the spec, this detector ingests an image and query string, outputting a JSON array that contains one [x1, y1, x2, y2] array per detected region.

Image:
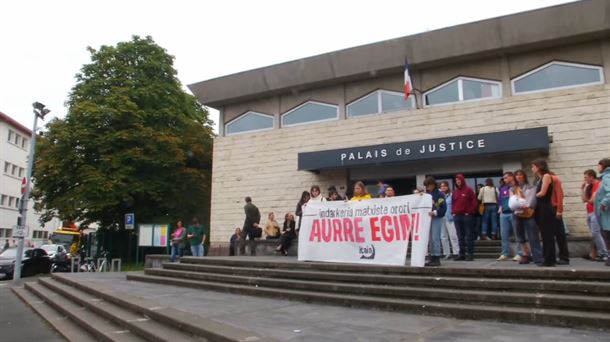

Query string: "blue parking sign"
[[125, 213, 135, 230]]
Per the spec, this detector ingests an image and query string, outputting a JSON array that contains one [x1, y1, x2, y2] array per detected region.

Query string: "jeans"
[[587, 213, 608, 257], [500, 213, 522, 257], [454, 214, 475, 256], [190, 244, 204, 257], [441, 216, 460, 255], [170, 244, 184, 262], [514, 217, 543, 264], [482, 204, 499, 236], [429, 217, 443, 256]]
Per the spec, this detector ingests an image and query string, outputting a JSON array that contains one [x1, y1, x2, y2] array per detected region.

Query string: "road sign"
[[12, 225, 28, 238], [125, 213, 135, 230]]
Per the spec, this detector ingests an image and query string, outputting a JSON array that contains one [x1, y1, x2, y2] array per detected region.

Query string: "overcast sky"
[[1, 0, 574, 132]]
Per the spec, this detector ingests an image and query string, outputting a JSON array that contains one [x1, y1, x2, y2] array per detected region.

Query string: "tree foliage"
[[33, 36, 214, 230]]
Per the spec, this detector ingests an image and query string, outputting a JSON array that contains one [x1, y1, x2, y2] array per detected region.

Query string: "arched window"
[[347, 90, 415, 117], [225, 111, 274, 136], [424, 77, 501, 107], [281, 101, 338, 127], [512, 61, 604, 95]]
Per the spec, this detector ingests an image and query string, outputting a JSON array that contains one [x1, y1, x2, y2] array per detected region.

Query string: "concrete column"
[[275, 96, 281, 129], [338, 83, 346, 120], [601, 41, 610, 85], [218, 107, 224, 137], [500, 55, 511, 97]]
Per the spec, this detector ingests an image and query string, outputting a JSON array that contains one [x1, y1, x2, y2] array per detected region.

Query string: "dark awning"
[[298, 127, 549, 172]]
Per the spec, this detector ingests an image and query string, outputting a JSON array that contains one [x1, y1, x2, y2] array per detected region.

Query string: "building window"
[[7, 130, 14, 143], [21, 138, 28, 149], [12, 165, 17, 176], [19, 167, 24, 178], [347, 90, 415, 117], [225, 111, 274, 136], [512, 61, 604, 95], [281, 101, 338, 127], [15, 198, 20, 209], [8, 197, 14, 207], [0, 195, 6, 206], [424, 77, 501, 107], [3, 162, 9, 174]]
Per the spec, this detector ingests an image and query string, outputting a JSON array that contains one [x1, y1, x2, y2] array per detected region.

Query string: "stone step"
[[12, 286, 98, 342], [178, 257, 610, 281], [37, 277, 205, 342], [162, 262, 610, 295], [24, 281, 147, 342], [126, 273, 610, 330], [51, 273, 279, 342], [145, 268, 610, 312]]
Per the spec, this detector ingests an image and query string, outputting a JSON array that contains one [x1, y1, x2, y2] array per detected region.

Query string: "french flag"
[[404, 59, 413, 100]]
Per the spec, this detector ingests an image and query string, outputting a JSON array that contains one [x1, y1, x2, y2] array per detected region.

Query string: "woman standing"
[[308, 185, 327, 203], [533, 159, 567, 267], [276, 213, 297, 255], [595, 158, 610, 267], [512, 170, 543, 265], [170, 220, 186, 262], [295, 191, 311, 232], [440, 181, 460, 259], [264, 212, 281, 239], [478, 178, 499, 240], [350, 181, 372, 201]]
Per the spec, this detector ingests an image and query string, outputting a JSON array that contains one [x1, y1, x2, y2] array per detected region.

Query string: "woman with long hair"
[[350, 181, 372, 201], [264, 212, 281, 239], [532, 159, 568, 266], [170, 220, 186, 262], [276, 213, 297, 255], [512, 170, 543, 265], [440, 181, 460, 259], [295, 191, 311, 232], [308, 185, 327, 203]]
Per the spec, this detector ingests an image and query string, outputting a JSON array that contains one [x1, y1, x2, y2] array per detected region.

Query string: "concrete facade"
[[190, 0, 610, 245]]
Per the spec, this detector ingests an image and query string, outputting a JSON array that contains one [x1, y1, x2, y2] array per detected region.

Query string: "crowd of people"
[[228, 158, 610, 268]]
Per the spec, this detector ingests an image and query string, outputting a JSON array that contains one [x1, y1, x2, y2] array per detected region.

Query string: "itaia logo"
[[359, 244, 375, 259]]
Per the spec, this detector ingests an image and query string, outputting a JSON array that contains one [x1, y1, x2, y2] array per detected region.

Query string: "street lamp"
[[13, 102, 50, 282]]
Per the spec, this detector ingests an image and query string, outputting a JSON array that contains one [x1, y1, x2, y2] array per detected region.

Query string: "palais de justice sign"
[[298, 127, 549, 171]]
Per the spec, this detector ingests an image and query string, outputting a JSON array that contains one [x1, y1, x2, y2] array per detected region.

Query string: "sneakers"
[[595, 255, 608, 262], [443, 254, 454, 260], [496, 255, 510, 261], [512, 255, 521, 262], [465, 255, 474, 261], [557, 259, 570, 265], [454, 255, 466, 261]]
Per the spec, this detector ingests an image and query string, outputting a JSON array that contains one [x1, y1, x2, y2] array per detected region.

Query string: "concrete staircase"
[[12, 273, 277, 342], [129, 256, 610, 330]]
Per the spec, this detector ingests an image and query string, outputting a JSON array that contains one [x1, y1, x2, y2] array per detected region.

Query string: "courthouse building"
[[189, 0, 610, 245]]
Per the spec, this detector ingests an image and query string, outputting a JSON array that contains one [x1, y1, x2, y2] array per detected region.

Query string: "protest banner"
[[298, 194, 433, 267]]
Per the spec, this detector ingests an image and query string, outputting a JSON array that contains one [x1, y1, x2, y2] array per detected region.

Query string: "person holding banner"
[[296, 191, 311, 231], [424, 177, 447, 267], [452, 174, 478, 261], [351, 181, 372, 201]]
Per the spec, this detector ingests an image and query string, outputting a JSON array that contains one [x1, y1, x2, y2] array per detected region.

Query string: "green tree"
[[33, 36, 214, 251]]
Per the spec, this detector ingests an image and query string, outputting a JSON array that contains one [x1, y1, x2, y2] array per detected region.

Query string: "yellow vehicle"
[[49, 225, 82, 256]]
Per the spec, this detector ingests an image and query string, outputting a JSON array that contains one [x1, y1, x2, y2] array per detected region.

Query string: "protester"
[[581, 169, 607, 262], [187, 217, 205, 257], [170, 220, 186, 262], [594, 158, 610, 267], [550, 171, 571, 259], [265, 212, 281, 239], [375, 180, 389, 198], [424, 177, 447, 267], [385, 185, 396, 198], [474, 183, 484, 240], [276, 213, 297, 255], [452, 174, 478, 261], [511, 170, 543, 265], [327, 186, 344, 201], [497, 172, 519, 261], [296, 191, 310, 231], [229, 227, 241, 256], [533, 159, 569, 266], [440, 181, 459, 259], [239, 196, 261, 256], [351, 181, 372, 201], [309, 185, 326, 203], [478, 178, 499, 240]]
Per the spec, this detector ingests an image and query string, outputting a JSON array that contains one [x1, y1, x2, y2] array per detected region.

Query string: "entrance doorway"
[[432, 171, 503, 191], [384, 177, 417, 196]]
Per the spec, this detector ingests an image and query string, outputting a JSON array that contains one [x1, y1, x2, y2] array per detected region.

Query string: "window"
[[7, 130, 14, 143], [8, 197, 14, 207], [347, 90, 415, 117], [15, 198, 20, 209], [19, 167, 24, 178], [225, 111, 274, 136], [424, 77, 501, 107], [0, 195, 6, 206], [512, 61, 604, 95], [21, 138, 28, 149], [281, 101, 338, 127], [3, 162, 9, 173], [15, 135, 21, 146], [11, 165, 17, 176]]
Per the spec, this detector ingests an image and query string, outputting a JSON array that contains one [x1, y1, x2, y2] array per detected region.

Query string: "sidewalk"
[[0, 277, 64, 342], [70, 268, 610, 342]]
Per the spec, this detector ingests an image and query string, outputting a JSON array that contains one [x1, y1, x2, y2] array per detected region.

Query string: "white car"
[[40, 244, 67, 259]]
